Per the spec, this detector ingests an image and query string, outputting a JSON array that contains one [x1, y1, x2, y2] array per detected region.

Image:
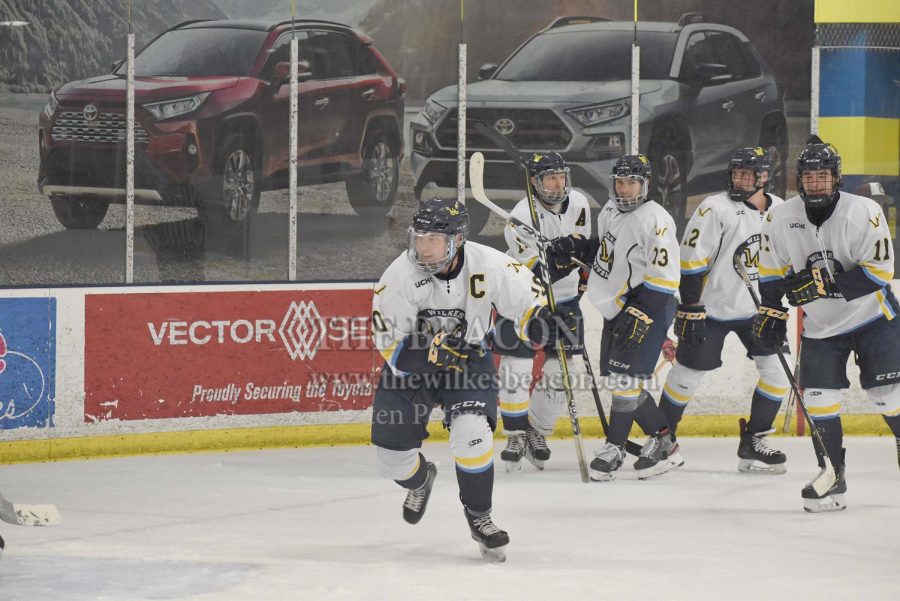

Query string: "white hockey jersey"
[[504, 190, 592, 302], [680, 191, 784, 321], [372, 241, 546, 375], [759, 192, 896, 339], [585, 199, 681, 320]]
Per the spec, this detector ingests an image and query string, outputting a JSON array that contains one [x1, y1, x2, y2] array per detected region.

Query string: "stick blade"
[[809, 463, 837, 497], [1, 503, 61, 526]]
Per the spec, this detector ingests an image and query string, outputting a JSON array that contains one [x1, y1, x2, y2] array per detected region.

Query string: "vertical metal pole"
[[289, 35, 298, 281], [456, 0, 466, 204], [125, 12, 135, 283], [630, 0, 640, 154], [810, 46, 820, 135]]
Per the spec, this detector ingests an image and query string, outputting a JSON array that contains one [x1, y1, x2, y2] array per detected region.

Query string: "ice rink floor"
[[1, 437, 898, 601]]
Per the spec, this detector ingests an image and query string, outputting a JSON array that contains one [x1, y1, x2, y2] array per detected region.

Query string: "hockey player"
[[659, 147, 790, 473], [371, 197, 575, 560], [549, 154, 683, 481], [494, 152, 591, 471], [755, 141, 900, 512]]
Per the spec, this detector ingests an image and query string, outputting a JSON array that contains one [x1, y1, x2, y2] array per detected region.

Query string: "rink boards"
[[0, 281, 895, 463]]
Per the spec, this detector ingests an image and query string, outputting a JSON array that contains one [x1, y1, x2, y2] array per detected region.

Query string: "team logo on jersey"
[[732, 234, 761, 279], [592, 232, 616, 279], [804, 251, 845, 283], [698, 207, 712, 217], [416, 308, 468, 338], [869, 213, 881, 228]]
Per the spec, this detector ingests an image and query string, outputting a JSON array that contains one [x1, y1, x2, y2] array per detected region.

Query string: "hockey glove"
[[427, 332, 473, 373], [526, 305, 580, 350], [752, 306, 789, 352], [612, 305, 653, 351], [783, 267, 842, 306], [674, 304, 706, 346], [547, 235, 595, 269]]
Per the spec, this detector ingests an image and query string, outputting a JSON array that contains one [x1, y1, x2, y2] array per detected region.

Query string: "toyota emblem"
[[83, 104, 98, 122], [494, 117, 515, 136]]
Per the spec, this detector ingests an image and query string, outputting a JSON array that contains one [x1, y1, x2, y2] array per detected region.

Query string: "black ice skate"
[[737, 420, 787, 474], [634, 428, 684, 480], [802, 464, 847, 513], [589, 442, 625, 482], [402, 462, 437, 525], [501, 432, 525, 472], [524, 428, 551, 470], [464, 508, 509, 562]]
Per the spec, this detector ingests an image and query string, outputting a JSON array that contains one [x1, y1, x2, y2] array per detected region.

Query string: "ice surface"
[[1, 437, 898, 600]]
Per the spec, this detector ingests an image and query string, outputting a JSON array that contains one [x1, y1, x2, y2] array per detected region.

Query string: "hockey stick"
[[782, 334, 802, 433], [734, 260, 836, 495], [0, 491, 61, 526], [469, 155, 590, 483]]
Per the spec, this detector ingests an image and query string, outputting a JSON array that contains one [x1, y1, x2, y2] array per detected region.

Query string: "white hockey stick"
[[468, 152, 590, 270], [0, 491, 61, 526], [734, 260, 836, 495]]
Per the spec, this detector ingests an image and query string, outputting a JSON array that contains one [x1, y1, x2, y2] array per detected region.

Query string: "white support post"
[[288, 37, 299, 281], [630, 43, 640, 154], [125, 32, 135, 283], [810, 46, 820, 135], [457, 42, 467, 204]]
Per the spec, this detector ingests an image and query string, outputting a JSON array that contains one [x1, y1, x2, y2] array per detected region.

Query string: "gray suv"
[[409, 14, 788, 232]]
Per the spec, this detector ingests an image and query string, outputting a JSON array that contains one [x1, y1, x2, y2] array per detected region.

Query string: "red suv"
[[38, 19, 406, 229]]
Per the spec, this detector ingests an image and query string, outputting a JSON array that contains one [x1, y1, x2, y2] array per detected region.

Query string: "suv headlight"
[[43, 91, 59, 118], [566, 100, 629, 127], [143, 93, 210, 121], [420, 99, 448, 125]]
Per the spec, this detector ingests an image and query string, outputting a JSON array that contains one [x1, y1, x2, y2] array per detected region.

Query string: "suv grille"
[[51, 111, 150, 146], [437, 109, 571, 150]]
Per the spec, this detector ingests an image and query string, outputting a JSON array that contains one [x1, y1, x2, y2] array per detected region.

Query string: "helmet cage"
[[406, 228, 461, 274], [533, 167, 572, 205], [612, 175, 649, 211]]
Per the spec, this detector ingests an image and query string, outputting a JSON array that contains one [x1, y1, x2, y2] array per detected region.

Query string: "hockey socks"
[[812, 417, 844, 470], [745, 387, 784, 434], [634, 391, 670, 435], [456, 465, 494, 515], [607, 407, 637, 447], [395, 453, 429, 490]]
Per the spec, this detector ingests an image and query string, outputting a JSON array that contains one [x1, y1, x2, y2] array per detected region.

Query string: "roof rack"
[[546, 16, 611, 30], [676, 13, 705, 29]]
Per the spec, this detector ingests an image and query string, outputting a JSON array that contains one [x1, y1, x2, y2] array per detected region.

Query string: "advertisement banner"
[[84, 289, 379, 421], [0, 297, 57, 429]]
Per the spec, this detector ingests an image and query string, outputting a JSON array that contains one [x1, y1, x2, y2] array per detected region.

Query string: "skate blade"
[[588, 469, 616, 482], [635, 453, 685, 481], [803, 493, 847, 513], [524, 448, 547, 471], [738, 459, 787, 475], [1, 503, 62, 526], [478, 542, 507, 562], [504, 459, 523, 472]]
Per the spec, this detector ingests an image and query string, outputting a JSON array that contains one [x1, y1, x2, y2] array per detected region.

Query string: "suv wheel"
[[346, 130, 399, 217], [50, 195, 110, 229], [649, 131, 688, 229], [204, 132, 260, 223], [760, 120, 788, 199]]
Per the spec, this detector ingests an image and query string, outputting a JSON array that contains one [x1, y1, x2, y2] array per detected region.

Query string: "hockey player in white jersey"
[[494, 152, 591, 471], [659, 147, 790, 473], [371, 197, 576, 560], [549, 155, 683, 481], [755, 141, 900, 512]]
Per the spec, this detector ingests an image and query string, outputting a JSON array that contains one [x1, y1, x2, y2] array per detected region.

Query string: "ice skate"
[[802, 464, 847, 513], [402, 462, 437, 525], [464, 508, 509, 562], [524, 428, 551, 470], [0, 532, 4, 559], [737, 420, 787, 474], [501, 432, 525, 472], [589, 442, 625, 482], [634, 428, 684, 480]]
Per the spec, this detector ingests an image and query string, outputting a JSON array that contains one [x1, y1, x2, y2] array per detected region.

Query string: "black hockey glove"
[[783, 267, 842, 306], [526, 305, 579, 350], [674, 304, 706, 346], [547, 235, 595, 270], [612, 304, 653, 351], [752, 306, 789, 352], [427, 332, 475, 373]]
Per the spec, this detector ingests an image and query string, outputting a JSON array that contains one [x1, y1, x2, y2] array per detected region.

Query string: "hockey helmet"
[[526, 151, 572, 205], [407, 197, 470, 274], [611, 154, 652, 211], [725, 146, 772, 202], [797, 142, 841, 208]]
